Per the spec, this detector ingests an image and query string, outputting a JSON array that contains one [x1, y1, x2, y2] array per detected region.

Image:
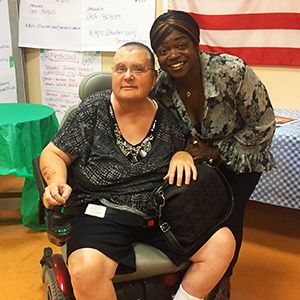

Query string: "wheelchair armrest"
[[32, 156, 47, 225]]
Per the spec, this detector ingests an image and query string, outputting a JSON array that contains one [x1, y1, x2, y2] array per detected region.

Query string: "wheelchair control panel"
[[45, 206, 72, 247]]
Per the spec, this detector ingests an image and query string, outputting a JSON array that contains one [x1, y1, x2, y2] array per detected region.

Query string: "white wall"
[[25, 0, 300, 111]]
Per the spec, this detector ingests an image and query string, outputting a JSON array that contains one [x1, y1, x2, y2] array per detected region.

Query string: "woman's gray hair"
[[115, 42, 155, 69]]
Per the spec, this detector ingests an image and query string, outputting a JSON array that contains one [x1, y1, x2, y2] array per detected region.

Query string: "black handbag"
[[152, 158, 234, 254]]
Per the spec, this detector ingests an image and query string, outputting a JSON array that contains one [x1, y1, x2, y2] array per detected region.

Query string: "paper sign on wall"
[[19, 0, 155, 51], [40, 50, 102, 123], [0, 0, 17, 103]]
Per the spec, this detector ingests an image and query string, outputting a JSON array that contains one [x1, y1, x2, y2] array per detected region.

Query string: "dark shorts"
[[66, 214, 211, 274]]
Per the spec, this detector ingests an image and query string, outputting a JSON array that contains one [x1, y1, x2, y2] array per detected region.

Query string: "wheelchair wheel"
[[44, 268, 73, 300]]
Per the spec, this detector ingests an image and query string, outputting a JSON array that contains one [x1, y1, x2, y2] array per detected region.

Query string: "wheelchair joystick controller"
[[45, 206, 72, 247]]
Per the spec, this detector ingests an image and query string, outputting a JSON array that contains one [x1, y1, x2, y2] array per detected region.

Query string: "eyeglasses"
[[112, 64, 154, 75]]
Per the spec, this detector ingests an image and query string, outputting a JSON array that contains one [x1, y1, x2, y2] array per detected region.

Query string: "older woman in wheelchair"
[[38, 42, 235, 300]]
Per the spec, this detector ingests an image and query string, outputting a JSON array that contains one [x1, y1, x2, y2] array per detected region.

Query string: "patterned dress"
[[51, 90, 187, 215]]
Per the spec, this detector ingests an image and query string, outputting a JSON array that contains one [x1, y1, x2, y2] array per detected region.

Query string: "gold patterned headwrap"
[[150, 13, 200, 52]]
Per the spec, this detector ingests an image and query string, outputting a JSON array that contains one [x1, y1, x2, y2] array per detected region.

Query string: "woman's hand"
[[164, 151, 197, 186], [43, 182, 72, 209], [185, 133, 221, 161], [40, 142, 76, 209]]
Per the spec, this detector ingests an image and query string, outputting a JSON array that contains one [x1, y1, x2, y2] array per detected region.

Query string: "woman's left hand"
[[185, 133, 221, 161], [164, 151, 197, 186]]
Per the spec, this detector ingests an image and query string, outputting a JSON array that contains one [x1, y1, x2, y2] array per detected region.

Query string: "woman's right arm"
[[40, 142, 77, 209]]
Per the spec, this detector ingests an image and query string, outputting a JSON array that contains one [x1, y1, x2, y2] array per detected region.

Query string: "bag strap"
[[155, 195, 190, 253], [159, 220, 189, 253]]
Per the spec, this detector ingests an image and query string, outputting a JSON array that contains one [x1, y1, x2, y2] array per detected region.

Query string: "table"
[[0, 103, 59, 229], [250, 109, 300, 209]]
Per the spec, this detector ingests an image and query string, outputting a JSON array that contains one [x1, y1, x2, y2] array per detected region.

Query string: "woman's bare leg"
[[177, 227, 236, 299], [68, 248, 119, 300]]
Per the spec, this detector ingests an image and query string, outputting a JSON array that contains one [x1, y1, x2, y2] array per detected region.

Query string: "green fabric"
[[20, 177, 45, 230], [0, 103, 59, 230]]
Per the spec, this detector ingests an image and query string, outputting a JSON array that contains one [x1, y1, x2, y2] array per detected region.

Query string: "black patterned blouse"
[[151, 51, 276, 174], [51, 90, 186, 215]]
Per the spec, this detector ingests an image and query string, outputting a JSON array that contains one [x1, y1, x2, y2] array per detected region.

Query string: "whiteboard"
[[18, 0, 156, 51]]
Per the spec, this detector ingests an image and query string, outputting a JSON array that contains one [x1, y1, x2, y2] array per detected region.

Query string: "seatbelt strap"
[[64, 203, 157, 228]]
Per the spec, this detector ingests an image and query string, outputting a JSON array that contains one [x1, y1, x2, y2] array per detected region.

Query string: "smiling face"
[[154, 29, 200, 80], [112, 46, 157, 103]]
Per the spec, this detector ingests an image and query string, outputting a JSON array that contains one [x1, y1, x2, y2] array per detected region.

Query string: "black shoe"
[[204, 276, 230, 300]]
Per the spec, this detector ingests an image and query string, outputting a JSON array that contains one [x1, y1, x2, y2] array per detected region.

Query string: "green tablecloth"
[[0, 103, 59, 230]]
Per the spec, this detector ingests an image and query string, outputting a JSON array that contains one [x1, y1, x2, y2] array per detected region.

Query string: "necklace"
[[177, 81, 196, 98], [114, 124, 155, 162], [109, 105, 157, 162]]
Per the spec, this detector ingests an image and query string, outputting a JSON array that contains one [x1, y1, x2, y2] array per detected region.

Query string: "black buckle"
[[160, 222, 170, 233]]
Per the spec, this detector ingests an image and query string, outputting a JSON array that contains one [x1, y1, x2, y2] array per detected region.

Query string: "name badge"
[[85, 204, 107, 218]]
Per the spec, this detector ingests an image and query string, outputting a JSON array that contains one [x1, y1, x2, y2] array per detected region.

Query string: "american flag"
[[168, 0, 300, 66]]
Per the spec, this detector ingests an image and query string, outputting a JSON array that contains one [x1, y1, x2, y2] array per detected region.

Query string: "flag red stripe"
[[189, 12, 300, 30], [199, 45, 300, 66]]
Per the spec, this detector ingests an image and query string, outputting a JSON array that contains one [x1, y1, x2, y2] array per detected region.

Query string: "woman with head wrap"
[[150, 10, 276, 300]]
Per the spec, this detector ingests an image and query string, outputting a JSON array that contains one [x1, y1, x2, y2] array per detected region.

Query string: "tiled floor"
[[0, 200, 300, 300]]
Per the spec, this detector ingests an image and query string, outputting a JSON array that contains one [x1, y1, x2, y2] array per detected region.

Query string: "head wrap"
[[150, 11, 200, 52]]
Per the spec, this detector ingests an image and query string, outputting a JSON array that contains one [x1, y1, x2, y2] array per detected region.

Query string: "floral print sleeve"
[[215, 63, 276, 173], [151, 51, 276, 174]]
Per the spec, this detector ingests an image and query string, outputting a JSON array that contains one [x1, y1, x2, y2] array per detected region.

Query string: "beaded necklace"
[[109, 103, 157, 162]]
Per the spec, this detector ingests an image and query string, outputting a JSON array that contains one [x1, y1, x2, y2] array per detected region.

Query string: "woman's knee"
[[68, 248, 118, 290], [190, 227, 236, 263], [212, 227, 236, 261]]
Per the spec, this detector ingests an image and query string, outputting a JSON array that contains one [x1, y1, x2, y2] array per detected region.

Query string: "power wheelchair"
[[33, 72, 191, 300]]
